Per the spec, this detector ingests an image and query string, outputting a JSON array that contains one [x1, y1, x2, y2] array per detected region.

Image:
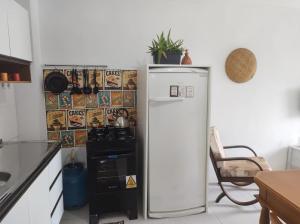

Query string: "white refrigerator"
[[138, 65, 210, 219]]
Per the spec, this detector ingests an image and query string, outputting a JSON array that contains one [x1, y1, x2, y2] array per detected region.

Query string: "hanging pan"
[[44, 70, 68, 94]]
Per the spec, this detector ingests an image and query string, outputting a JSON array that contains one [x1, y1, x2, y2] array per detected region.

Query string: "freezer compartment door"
[[148, 72, 208, 215]]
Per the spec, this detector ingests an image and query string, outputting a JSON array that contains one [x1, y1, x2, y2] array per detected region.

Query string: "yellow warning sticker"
[[126, 175, 137, 189]]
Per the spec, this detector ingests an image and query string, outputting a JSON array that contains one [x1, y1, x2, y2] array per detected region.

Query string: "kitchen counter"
[[0, 141, 61, 222]]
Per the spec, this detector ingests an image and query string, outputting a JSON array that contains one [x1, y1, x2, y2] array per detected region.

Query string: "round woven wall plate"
[[225, 48, 257, 83]]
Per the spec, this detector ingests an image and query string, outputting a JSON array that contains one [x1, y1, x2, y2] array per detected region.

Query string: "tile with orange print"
[[75, 130, 87, 146], [45, 92, 58, 110], [122, 70, 137, 90], [86, 108, 104, 128], [123, 91, 135, 107], [86, 94, 98, 108], [111, 91, 123, 107], [47, 131, 60, 141], [46, 110, 66, 131], [127, 108, 137, 127], [72, 94, 86, 108]]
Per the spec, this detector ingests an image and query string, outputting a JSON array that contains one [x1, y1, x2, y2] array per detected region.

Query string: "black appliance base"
[[89, 209, 137, 224], [89, 190, 138, 223], [89, 214, 99, 224], [87, 127, 138, 224]]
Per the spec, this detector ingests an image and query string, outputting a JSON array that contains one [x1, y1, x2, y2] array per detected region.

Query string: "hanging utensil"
[[82, 69, 87, 94], [74, 69, 82, 94], [83, 69, 92, 95], [92, 69, 99, 94], [70, 69, 76, 95], [86, 69, 92, 94]]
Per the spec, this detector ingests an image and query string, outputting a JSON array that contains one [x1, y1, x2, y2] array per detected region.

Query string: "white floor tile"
[[60, 183, 261, 224]]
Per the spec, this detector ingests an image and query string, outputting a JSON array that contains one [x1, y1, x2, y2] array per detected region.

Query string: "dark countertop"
[[0, 141, 61, 222]]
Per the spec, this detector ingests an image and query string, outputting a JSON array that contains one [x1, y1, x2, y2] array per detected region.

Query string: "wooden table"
[[254, 170, 300, 224]]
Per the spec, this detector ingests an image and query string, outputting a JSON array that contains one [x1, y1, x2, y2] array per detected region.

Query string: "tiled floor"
[[61, 183, 261, 224]]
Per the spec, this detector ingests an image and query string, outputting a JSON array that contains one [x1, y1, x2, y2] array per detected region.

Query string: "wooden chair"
[[270, 212, 284, 224], [209, 127, 272, 206]]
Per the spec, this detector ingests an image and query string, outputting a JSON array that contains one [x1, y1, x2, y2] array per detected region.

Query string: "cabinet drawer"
[[49, 172, 63, 211], [51, 194, 64, 224], [48, 150, 62, 186]]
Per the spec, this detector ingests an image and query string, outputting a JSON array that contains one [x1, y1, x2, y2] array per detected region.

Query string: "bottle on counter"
[[13, 73, 21, 81], [181, 49, 192, 65]]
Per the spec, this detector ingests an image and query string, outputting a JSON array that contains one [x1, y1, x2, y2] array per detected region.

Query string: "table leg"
[[260, 206, 270, 224]]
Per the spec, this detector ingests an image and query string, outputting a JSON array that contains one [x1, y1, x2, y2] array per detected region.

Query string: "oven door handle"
[[98, 153, 134, 162], [107, 155, 119, 159], [91, 152, 134, 161]]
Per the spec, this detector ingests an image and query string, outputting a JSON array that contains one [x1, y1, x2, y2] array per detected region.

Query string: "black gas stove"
[[88, 126, 135, 143], [86, 127, 138, 224]]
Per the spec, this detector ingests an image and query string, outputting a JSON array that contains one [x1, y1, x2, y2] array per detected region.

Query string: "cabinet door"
[[7, 1, 32, 61], [1, 191, 31, 224], [0, 8, 10, 56], [27, 166, 51, 224]]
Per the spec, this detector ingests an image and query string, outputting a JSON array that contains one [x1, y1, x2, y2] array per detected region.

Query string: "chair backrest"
[[209, 127, 226, 167]]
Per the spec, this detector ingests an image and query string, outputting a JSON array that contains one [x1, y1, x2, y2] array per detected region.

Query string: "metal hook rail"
[[44, 64, 108, 68]]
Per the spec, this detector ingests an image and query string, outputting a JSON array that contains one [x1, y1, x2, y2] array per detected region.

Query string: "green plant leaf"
[[147, 29, 184, 60]]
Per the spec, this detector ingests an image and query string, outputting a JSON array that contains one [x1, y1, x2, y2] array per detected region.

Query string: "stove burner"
[[88, 126, 134, 143]]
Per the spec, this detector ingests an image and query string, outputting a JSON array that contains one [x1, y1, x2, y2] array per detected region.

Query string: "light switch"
[[186, 86, 194, 98], [178, 86, 186, 97], [170, 85, 179, 97]]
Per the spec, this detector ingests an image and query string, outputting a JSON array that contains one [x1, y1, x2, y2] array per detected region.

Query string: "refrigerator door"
[[148, 68, 208, 217]]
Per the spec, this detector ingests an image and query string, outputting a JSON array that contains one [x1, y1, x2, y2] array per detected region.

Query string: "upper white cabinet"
[[0, 8, 10, 56], [7, 1, 32, 61], [0, 0, 32, 61]]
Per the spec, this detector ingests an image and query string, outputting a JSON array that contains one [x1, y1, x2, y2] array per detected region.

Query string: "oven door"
[[89, 152, 136, 193]]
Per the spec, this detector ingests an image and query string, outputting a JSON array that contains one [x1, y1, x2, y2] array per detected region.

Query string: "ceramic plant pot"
[[153, 52, 182, 64]]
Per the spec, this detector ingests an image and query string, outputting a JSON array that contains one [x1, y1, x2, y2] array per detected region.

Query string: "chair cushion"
[[220, 157, 272, 177], [209, 127, 226, 160]]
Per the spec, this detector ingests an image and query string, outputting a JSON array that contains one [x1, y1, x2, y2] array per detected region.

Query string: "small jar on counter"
[[0, 73, 9, 81]]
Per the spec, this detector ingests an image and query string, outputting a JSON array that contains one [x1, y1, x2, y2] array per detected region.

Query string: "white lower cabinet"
[[1, 190, 31, 224], [49, 172, 63, 212], [51, 196, 64, 224], [27, 167, 51, 224], [1, 150, 63, 224]]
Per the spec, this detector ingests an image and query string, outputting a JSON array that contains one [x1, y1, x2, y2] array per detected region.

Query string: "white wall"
[[0, 87, 18, 141], [0, 0, 29, 142], [16, 0, 300, 170], [15, 0, 47, 141], [14, 0, 29, 9]]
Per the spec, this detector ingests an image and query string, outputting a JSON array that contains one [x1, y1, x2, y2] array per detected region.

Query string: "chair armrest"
[[223, 145, 257, 157], [216, 157, 263, 171]]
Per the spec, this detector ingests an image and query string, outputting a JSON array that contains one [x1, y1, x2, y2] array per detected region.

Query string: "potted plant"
[[148, 30, 184, 64]]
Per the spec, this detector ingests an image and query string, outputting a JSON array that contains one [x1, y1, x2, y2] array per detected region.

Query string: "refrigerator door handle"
[[149, 97, 185, 102]]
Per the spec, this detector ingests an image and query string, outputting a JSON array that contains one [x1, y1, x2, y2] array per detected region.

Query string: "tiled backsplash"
[[43, 69, 137, 148]]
